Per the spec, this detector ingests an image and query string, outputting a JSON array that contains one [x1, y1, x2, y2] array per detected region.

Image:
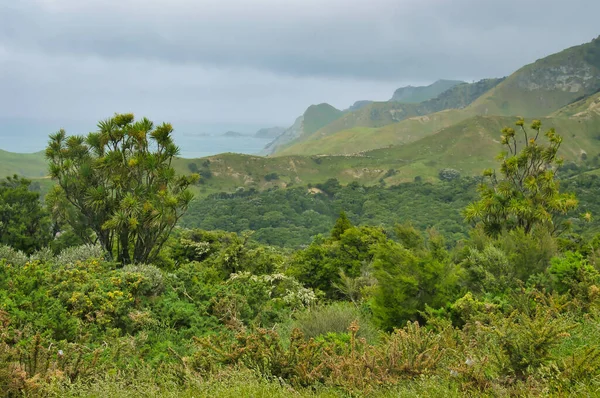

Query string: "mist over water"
[[0, 118, 274, 158]]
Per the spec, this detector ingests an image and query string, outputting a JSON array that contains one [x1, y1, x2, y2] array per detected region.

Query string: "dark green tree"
[[464, 119, 578, 236], [0, 175, 52, 254], [46, 113, 198, 265], [331, 211, 352, 240]]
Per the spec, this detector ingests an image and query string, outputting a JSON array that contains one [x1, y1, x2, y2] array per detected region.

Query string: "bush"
[[0, 245, 28, 267], [55, 244, 106, 265], [439, 168, 461, 181], [121, 263, 165, 296], [264, 172, 279, 181]]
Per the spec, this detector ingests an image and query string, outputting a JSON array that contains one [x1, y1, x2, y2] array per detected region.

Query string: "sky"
[[1, 0, 599, 132]]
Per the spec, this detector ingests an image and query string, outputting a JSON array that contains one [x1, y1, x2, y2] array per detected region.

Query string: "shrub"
[[484, 310, 574, 377], [0, 245, 28, 267], [264, 172, 279, 181], [547, 252, 599, 298], [121, 263, 165, 296], [439, 168, 461, 181], [55, 244, 105, 265]]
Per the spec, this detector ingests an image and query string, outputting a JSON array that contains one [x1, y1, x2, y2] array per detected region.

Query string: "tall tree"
[[0, 175, 52, 254], [464, 119, 578, 236], [46, 113, 198, 264]]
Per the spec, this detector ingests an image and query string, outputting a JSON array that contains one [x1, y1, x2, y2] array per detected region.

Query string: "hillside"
[[172, 113, 600, 197], [390, 79, 464, 103], [468, 36, 600, 117], [0, 150, 47, 178], [260, 103, 343, 155], [276, 109, 472, 156], [276, 78, 504, 156], [551, 90, 600, 118]]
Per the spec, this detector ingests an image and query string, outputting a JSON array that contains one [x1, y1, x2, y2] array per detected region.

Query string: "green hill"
[[302, 103, 344, 135], [0, 150, 47, 178], [366, 114, 600, 182], [276, 109, 472, 156], [468, 36, 600, 117], [260, 103, 343, 155], [390, 79, 464, 103], [551, 90, 600, 118], [276, 78, 504, 156]]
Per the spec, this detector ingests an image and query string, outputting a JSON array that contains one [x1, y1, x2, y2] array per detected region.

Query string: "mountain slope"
[[468, 36, 600, 117], [391, 79, 464, 103], [551, 90, 600, 118], [261, 103, 343, 155], [276, 78, 504, 156], [276, 109, 472, 156]]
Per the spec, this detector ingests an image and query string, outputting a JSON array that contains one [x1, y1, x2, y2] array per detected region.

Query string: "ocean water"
[[0, 118, 273, 158], [175, 134, 270, 159]]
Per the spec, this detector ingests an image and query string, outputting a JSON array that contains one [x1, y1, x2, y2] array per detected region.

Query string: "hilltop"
[[390, 79, 464, 103], [260, 103, 343, 155]]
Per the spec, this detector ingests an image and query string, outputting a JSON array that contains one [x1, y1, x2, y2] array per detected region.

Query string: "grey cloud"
[[2, 0, 598, 81]]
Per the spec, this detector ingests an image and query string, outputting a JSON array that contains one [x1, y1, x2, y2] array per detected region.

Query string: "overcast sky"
[[1, 0, 599, 130]]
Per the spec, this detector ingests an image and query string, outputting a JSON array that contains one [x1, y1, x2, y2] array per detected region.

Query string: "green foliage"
[[330, 211, 352, 240], [182, 179, 479, 248], [371, 231, 462, 330], [287, 225, 387, 297], [485, 310, 574, 377], [46, 113, 197, 264], [0, 245, 28, 267], [263, 172, 279, 181], [547, 251, 599, 298], [465, 119, 578, 236], [0, 175, 51, 254]]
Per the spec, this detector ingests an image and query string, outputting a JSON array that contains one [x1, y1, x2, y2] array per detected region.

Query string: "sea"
[[0, 118, 275, 158]]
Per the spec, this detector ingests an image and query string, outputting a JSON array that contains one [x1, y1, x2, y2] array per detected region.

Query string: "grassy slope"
[[0, 150, 48, 178], [277, 79, 504, 156], [551, 90, 600, 118], [276, 109, 472, 156], [468, 37, 600, 117]]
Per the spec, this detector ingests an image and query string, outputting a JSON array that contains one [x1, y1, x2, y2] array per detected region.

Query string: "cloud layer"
[[1, 0, 599, 128]]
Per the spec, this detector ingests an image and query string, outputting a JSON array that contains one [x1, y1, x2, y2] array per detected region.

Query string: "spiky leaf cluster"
[[46, 113, 198, 264], [464, 119, 577, 236]]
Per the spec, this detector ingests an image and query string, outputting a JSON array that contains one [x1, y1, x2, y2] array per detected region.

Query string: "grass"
[[42, 369, 472, 398]]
